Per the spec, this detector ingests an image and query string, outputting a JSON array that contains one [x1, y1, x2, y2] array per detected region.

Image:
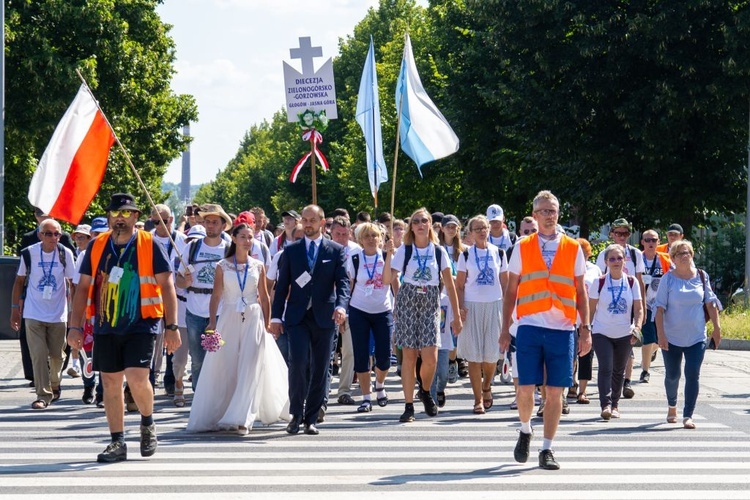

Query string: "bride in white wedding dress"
[[187, 223, 289, 434]]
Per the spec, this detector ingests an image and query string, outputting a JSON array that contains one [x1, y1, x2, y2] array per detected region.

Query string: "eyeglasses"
[[613, 231, 631, 237], [522, 229, 538, 235], [412, 218, 430, 225], [534, 209, 558, 217], [109, 210, 133, 218], [41, 231, 61, 237], [643, 238, 658, 243], [675, 251, 692, 258], [607, 256, 624, 262], [472, 226, 489, 233]]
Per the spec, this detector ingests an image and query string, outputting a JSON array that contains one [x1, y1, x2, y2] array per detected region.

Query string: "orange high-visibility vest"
[[85, 230, 164, 320], [516, 234, 580, 322], [656, 243, 668, 254], [648, 252, 672, 275]]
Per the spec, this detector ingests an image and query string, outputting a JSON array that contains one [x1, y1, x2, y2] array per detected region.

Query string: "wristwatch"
[[165, 323, 179, 331], [580, 324, 592, 331]]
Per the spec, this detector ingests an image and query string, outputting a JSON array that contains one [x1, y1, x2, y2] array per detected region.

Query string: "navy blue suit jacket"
[[272, 237, 350, 329]]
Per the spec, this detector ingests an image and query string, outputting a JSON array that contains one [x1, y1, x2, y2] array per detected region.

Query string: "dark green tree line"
[[6, 0, 197, 250]]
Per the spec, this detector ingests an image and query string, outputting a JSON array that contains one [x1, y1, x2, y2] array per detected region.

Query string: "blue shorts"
[[641, 309, 657, 345], [516, 325, 574, 388]]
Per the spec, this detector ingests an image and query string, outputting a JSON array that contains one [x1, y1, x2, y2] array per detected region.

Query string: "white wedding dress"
[[187, 258, 290, 432]]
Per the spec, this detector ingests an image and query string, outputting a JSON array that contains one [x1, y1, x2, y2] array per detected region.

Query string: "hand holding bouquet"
[[201, 329, 225, 352]]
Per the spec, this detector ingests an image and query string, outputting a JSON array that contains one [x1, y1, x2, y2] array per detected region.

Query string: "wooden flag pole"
[[74, 69, 187, 268], [310, 136, 317, 205]]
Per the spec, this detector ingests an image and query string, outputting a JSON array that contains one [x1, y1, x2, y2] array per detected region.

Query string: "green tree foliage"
[[197, 0, 749, 238], [451, 0, 750, 234], [5, 0, 197, 248]]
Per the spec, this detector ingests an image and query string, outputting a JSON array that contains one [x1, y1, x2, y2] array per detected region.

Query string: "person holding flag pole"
[[29, 72, 182, 462]]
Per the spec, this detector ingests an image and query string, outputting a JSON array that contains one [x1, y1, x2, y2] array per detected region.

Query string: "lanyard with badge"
[[474, 246, 494, 286], [39, 246, 56, 300], [363, 252, 379, 296], [413, 245, 431, 293], [107, 233, 136, 285], [607, 274, 627, 314], [234, 255, 249, 322], [490, 233, 506, 249]]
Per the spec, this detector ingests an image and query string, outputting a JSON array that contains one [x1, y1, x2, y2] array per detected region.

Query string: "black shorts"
[[92, 333, 156, 373]]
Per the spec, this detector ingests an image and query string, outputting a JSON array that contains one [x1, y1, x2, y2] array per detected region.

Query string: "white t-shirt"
[[507, 234, 586, 330], [488, 228, 513, 253], [18, 243, 75, 322], [595, 244, 645, 276], [250, 240, 271, 269], [178, 239, 228, 317], [643, 254, 671, 311], [151, 230, 187, 272], [347, 249, 393, 314], [589, 273, 642, 338], [457, 244, 508, 302], [73, 249, 86, 285], [391, 243, 450, 287], [267, 250, 283, 281]]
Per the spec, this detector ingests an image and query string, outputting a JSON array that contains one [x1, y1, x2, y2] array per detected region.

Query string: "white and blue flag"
[[355, 37, 388, 202], [395, 34, 459, 175]]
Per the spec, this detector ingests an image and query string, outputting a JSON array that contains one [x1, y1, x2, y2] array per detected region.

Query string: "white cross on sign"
[[290, 37, 323, 75]]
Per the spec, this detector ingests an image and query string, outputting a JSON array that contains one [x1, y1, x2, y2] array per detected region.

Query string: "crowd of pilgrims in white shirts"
[[57, 202, 720, 433]]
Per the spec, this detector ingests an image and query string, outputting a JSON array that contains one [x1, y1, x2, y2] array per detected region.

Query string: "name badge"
[[109, 266, 124, 285], [364, 284, 375, 297], [295, 271, 312, 288], [416, 286, 427, 295], [642, 275, 653, 285], [42, 285, 53, 300]]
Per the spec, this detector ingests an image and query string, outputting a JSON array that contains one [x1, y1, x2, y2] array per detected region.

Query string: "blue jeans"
[[431, 349, 450, 401], [185, 309, 211, 391], [662, 340, 706, 418]]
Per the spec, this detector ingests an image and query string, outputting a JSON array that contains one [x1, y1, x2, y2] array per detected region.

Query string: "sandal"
[[375, 384, 388, 407], [577, 393, 590, 404], [473, 402, 485, 414], [667, 407, 678, 424], [357, 400, 372, 413], [567, 383, 578, 400], [174, 390, 185, 408], [31, 399, 48, 410], [482, 388, 493, 410], [51, 388, 61, 402], [683, 417, 696, 429]]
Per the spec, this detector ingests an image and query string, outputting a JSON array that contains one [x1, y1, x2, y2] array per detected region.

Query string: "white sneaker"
[[534, 389, 542, 406], [67, 366, 81, 378]]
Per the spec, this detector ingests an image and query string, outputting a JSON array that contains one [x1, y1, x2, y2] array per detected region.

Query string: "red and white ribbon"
[[290, 129, 329, 183]]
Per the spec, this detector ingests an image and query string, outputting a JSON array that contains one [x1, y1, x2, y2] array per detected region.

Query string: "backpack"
[[20, 243, 69, 299], [252, 240, 269, 264]]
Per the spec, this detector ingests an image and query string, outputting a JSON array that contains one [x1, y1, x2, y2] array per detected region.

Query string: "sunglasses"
[[613, 231, 631, 237], [412, 218, 430, 225], [151, 219, 165, 225], [607, 256, 624, 262], [109, 210, 134, 218], [41, 231, 61, 237], [643, 238, 658, 243], [523, 229, 538, 235]]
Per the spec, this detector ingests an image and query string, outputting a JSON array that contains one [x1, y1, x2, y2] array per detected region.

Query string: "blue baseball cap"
[[90, 217, 109, 234]]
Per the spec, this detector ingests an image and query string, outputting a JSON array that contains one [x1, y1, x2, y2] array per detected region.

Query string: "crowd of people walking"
[[10, 190, 723, 469]]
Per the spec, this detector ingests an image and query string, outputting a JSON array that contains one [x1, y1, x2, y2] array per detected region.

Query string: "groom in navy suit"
[[270, 205, 349, 435]]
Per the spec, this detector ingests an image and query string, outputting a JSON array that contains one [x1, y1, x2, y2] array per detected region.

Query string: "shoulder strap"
[[627, 275, 634, 289], [628, 245, 637, 269], [21, 248, 31, 273], [402, 244, 413, 276], [597, 275, 607, 294], [56, 243, 67, 270], [166, 231, 176, 257], [351, 253, 360, 293], [698, 268, 708, 298], [437, 245, 444, 288], [261, 242, 268, 263], [188, 239, 202, 265], [462, 249, 469, 261]]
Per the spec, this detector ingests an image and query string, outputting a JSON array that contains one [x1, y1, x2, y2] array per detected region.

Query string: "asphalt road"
[[1, 339, 749, 499]]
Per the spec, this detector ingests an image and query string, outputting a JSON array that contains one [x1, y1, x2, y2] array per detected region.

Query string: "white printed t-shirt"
[[18, 242, 75, 322], [457, 244, 508, 302], [347, 248, 392, 314], [178, 239, 227, 317], [391, 243, 450, 287], [589, 273, 641, 338]]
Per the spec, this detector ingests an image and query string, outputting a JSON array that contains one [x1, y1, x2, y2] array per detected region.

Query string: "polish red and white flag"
[[28, 84, 115, 224]]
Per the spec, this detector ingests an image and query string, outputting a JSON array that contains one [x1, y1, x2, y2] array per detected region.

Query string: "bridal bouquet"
[[201, 330, 225, 352]]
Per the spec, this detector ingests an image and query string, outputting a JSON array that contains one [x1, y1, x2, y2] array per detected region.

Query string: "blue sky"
[[158, 0, 426, 187]]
